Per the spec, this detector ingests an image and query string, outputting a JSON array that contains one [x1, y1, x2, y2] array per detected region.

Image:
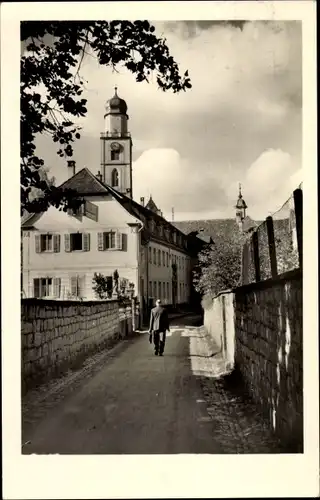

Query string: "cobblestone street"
[[22, 315, 285, 454]]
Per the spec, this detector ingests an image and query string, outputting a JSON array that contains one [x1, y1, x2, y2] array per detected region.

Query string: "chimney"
[[96, 170, 102, 182], [140, 197, 145, 206], [67, 160, 76, 179]]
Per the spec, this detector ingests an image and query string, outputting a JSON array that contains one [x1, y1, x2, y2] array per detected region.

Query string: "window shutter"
[[84, 200, 98, 222], [64, 233, 71, 252], [83, 233, 90, 252], [116, 232, 122, 250], [70, 276, 78, 296], [79, 275, 85, 298], [35, 234, 41, 253], [97, 232, 105, 251], [53, 278, 61, 298], [34, 278, 40, 298], [53, 234, 60, 253]]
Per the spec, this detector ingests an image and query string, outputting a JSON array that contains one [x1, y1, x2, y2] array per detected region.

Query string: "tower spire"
[[235, 183, 247, 231]]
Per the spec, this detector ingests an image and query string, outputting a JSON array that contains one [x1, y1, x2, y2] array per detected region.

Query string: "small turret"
[[235, 184, 247, 231]]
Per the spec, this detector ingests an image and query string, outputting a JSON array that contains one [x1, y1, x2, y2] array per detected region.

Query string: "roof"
[[173, 219, 240, 245], [236, 197, 247, 209], [21, 168, 191, 252], [105, 87, 127, 115], [59, 167, 109, 194], [242, 215, 257, 232], [145, 196, 160, 214]]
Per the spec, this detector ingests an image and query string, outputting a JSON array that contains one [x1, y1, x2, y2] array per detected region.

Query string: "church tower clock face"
[[100, 88, 133, 198], [110, 142, 121, 151]]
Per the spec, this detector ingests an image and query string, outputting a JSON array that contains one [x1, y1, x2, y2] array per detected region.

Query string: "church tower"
[[100, 87, 133, 198], [235, 184, 247, 232]]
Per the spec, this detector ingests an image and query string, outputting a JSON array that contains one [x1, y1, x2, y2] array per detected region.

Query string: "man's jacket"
[[149, 306, 170, 333]]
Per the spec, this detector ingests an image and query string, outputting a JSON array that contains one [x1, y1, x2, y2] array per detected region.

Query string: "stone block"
[[34, 331, 43, 347]]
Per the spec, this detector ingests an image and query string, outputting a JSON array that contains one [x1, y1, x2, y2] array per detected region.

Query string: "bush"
[[193, 232, 248, 299]]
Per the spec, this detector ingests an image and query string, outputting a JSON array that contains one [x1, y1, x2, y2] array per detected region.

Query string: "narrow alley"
[[22, 315, 284, 455]]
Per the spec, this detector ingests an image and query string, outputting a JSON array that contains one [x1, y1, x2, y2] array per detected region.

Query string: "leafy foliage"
[[21, 21, 192, 215], [193, 231, 249, 298], [92, 272, 112, 299]]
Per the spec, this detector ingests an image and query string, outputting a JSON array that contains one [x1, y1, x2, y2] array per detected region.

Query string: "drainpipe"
[[137, 221, 145, 327]]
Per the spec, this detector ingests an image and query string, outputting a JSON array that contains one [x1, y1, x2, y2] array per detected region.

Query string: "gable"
[[59, 168, 109, 195], [145, 198, 159, 213]]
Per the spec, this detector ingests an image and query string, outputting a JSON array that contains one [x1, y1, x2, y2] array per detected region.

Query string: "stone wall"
[[203, 291, 235, 371], [234, 269, 303, 451], [21, 298, 135, 394]]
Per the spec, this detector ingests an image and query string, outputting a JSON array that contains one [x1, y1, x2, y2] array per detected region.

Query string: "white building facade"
[[21, 89, 195, 311]]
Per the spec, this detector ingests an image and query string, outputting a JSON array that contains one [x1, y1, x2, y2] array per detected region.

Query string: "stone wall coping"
[[21, 298, 119, 306], [212, 289, 234, 301], [234, 268, 301, 295]]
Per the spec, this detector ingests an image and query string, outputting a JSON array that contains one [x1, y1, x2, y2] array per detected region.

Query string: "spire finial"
[[239, 183, 242, 198], [114, 86, 118, 95]]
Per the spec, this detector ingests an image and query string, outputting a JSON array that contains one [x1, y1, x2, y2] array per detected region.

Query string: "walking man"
[[149, 299, 170, 356]]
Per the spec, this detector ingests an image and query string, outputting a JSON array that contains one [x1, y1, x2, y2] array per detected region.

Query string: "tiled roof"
[[105, 185, 187, 238], [173, 219, 239, 245], [59, 168, 109, 194]]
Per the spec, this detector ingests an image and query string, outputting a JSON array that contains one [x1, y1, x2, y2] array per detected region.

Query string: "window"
[[153, 281, 157, 298], [42, 234, 52, 252], [162, 250, 165, 266], [148, 247, 152, 263], [166, 252, 169, 267], [70, 275, 85, 298], [65, 233, 90, 252], [111, 150, 120, 161], [97, 231, 122, 251], [41, 278, 52, 297], [158, 249, 161, 266], [167, 282, 170, 301], [68, 200, 98, 222], [149, 281, 152, 296], [111, 168, 119, 187], [163, 282, 166, 299], [33, 277, 61, 298], [158, 282, 161, 299], [71, 233, 82, 251], [153, 248, 156, 264], [35, 233, 60, 253]]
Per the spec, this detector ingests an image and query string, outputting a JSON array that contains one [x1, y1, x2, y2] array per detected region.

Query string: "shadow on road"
[[21, 313, 289, 454]]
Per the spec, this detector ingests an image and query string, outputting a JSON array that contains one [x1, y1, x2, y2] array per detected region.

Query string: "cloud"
[[34, 20, 302, 221], [226, 148, 301, 219]]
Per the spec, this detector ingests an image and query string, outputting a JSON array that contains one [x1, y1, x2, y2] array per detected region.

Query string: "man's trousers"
[[153, 330, 166, 355]]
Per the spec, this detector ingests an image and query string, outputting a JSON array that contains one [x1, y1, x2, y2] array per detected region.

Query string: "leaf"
[[21, 20, 192, 214]]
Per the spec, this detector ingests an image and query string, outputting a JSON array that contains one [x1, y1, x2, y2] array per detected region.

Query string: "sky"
[[34, 20, 302, 221]]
